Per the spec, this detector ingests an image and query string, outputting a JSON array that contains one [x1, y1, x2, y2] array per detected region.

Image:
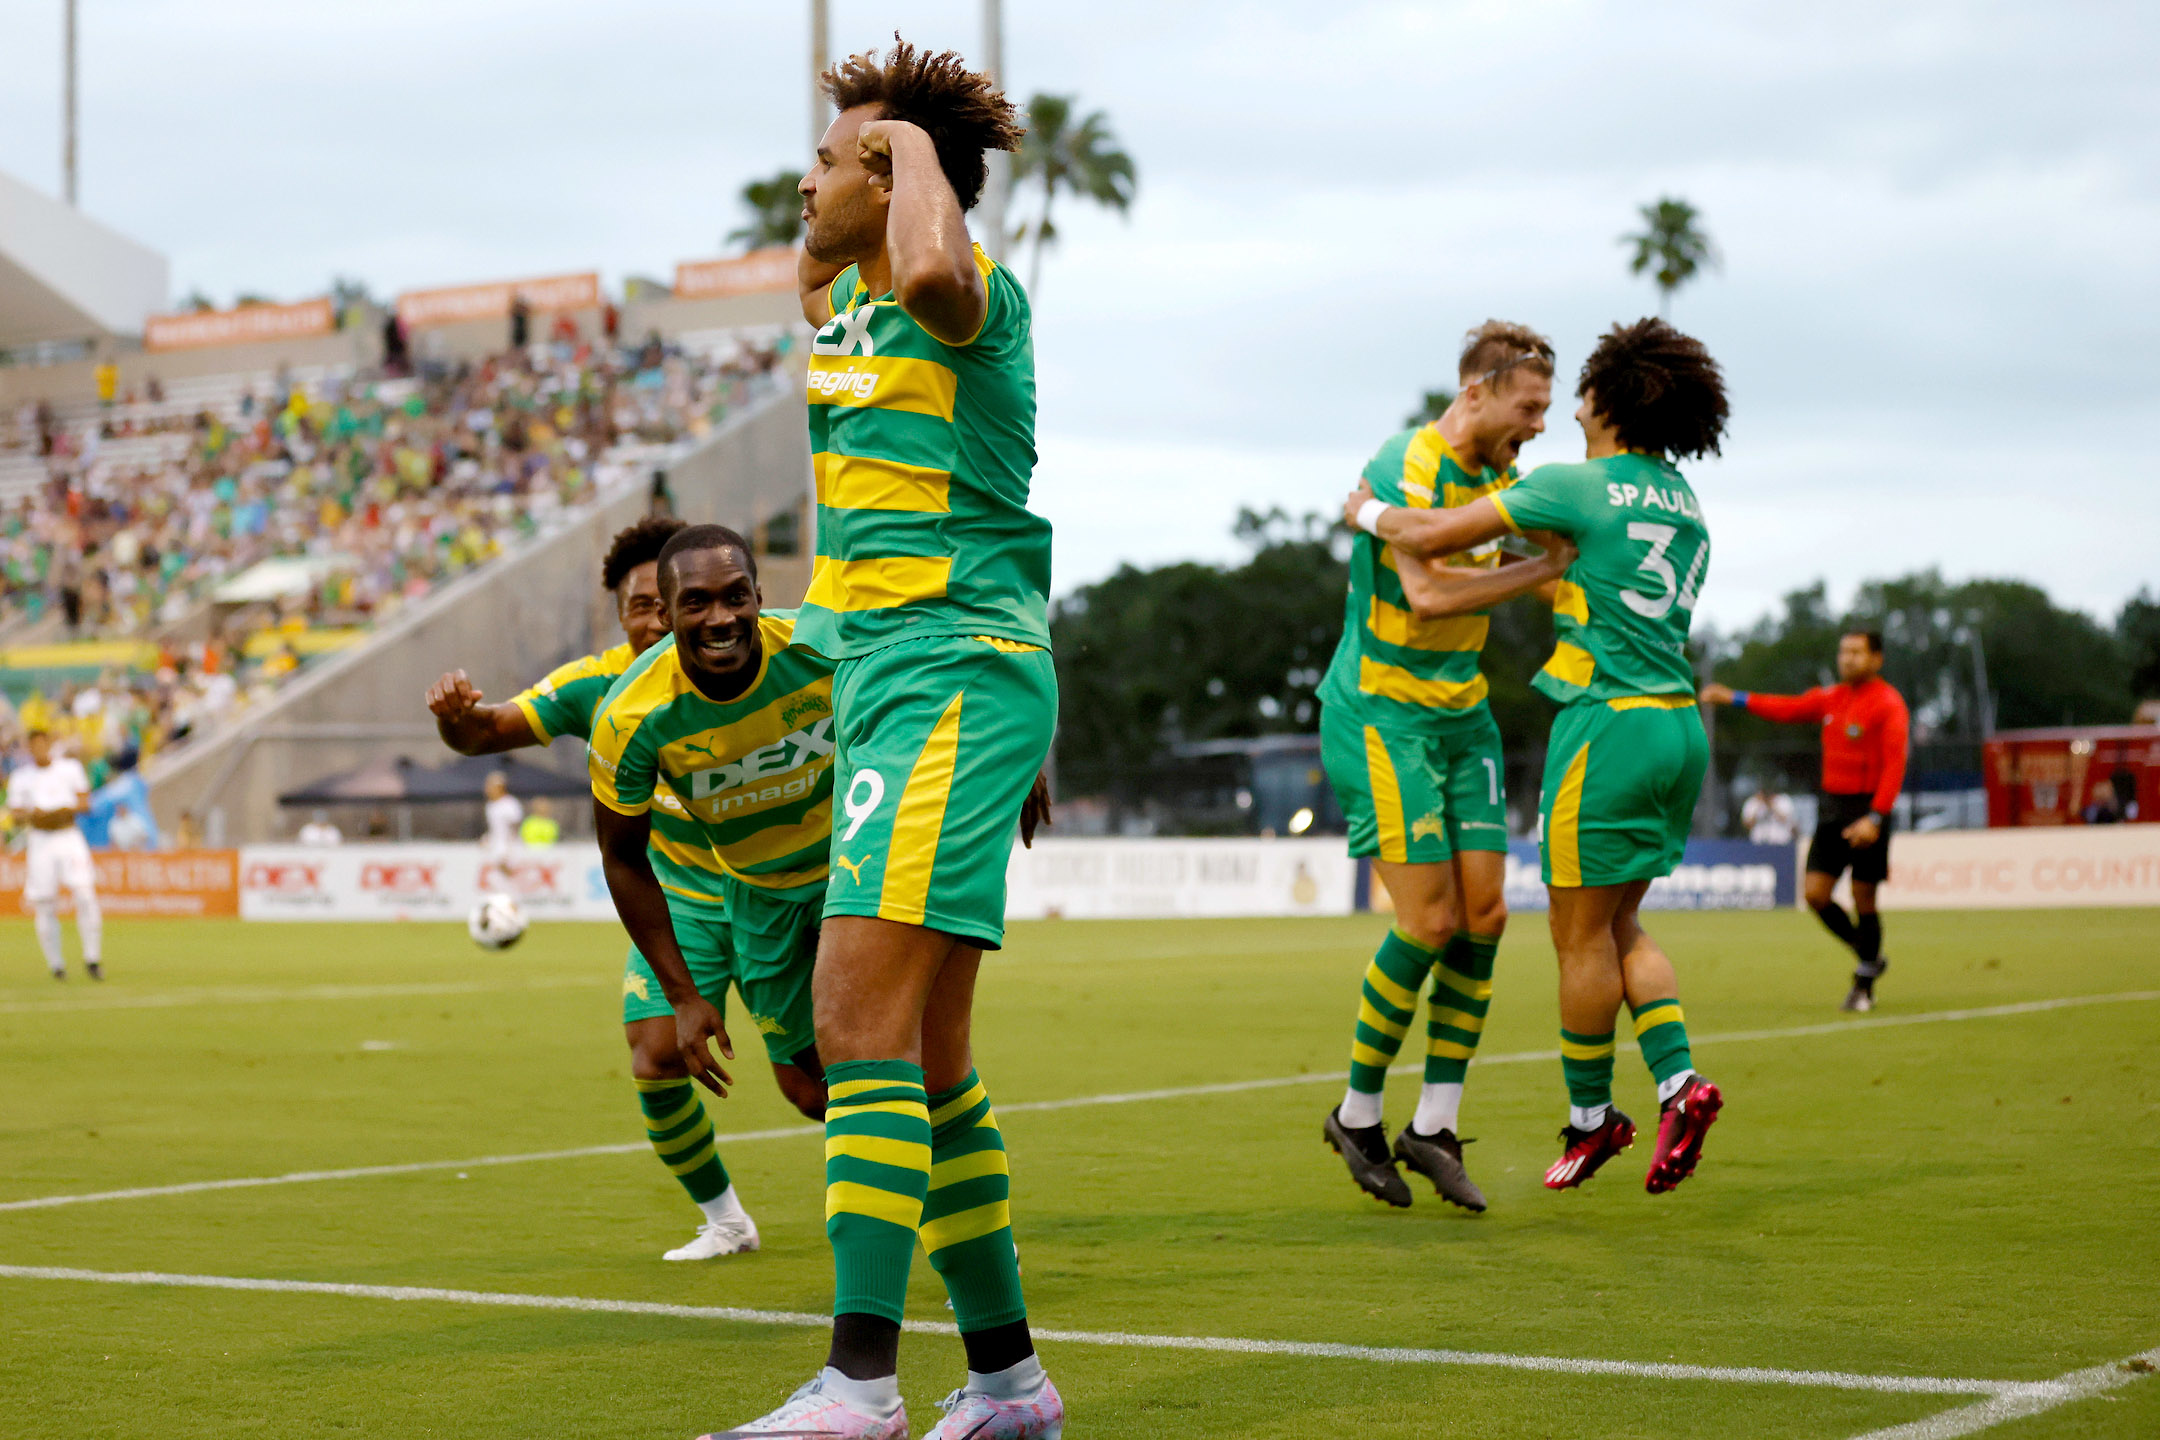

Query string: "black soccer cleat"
[[1324, 1107, 1412, 1208], [85, 961, 103, 982], [1844, 954, 1887, 1011], [1393, 1125, 1486, 1212]]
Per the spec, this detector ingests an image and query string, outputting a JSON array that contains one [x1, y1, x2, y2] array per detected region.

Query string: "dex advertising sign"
[[239, 844, 615, 921]]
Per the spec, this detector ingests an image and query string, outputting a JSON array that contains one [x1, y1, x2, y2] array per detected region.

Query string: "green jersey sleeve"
[[587, 644, 670, 815], [1488, 461, 1594, 537], [1361, 432, 1416, 507], [959, 252, 1028, 358], [509, 645, 632, 744]]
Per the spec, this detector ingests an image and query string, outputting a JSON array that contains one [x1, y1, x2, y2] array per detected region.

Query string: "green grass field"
[[2, 907, 2156, 1439]]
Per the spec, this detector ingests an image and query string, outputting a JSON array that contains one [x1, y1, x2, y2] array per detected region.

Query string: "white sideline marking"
[[0, 1264, 2025, 1397], [0, 975, 610, 1016], [1846, 1348, 2160, 1438], [3, 989, 2153, 1215]]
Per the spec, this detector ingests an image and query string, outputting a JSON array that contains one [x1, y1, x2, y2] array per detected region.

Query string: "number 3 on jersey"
[[1622, 521, 1708, 620]]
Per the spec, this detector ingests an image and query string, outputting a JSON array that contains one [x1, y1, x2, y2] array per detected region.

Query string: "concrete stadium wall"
[[145, 385, 812, 843], [0, 327, 380, 407]]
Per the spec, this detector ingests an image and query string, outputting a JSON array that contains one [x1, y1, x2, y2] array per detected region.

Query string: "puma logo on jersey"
[[833, 855, 865, 883], [807, 366, 882, 402], [684, 718, 835, 802], [812, 305, 876, 358]]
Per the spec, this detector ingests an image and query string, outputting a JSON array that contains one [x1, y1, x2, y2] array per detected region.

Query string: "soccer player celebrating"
[[1346, 318, 1730, 1196], [1703, 631, 1909, 1010], [9, 727, 100, 981], [1318, 321, 1578, 1212], [588, 525, 834, 1256], [430, 515, 827, 1261], [697, 39, 1059, 1440]]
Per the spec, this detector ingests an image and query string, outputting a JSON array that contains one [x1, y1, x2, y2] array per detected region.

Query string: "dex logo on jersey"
[[812, 305, 876, 358], [681, 718, 836, 812]]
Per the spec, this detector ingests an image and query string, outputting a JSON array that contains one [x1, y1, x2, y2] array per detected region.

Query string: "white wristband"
[[1355, 499, 1390, 537]]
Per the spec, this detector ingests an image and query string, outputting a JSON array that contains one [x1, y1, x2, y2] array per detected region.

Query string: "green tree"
[[1622, 197, 1719, 317], [728, 170, 805, 251], [1406, 387, 1455, 427], [1011, 93, 1136, 296], [2118, 589, 2160, 701]]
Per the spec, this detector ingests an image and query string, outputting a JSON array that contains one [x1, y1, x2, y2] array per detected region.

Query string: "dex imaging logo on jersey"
[[807, 366, 881, 402], [812, 305, 876, 358], [682, 717, 835, 814]]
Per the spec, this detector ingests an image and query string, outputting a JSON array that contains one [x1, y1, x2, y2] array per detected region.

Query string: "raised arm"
[[799, 247, 846, 328], [426, 670, 540, 755], [1392, 538, 1577, 619], [593, 802, 735, 1098], [1343, 480, 1513, 562], [858, 119, 987, 344]]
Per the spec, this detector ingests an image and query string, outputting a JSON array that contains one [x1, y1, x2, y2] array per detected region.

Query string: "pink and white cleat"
[[919, 1376, 1064, 1440], [695, 1372, 906, 1439]]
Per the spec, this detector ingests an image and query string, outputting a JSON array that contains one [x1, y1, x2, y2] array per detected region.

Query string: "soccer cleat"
[[1392, 1126, 1487, 1212], [695, 1374, 905, 1439], [1324, 1107, 1412, 1208], [919, 1377, 1065, 1439], [85, 961, 103, 982], [49, 968, 65, 982], [664, 1213, 760, 1261], [1841, 983, 1874, 1013], [1542, 1108, 1636, 1190], [1844, 953, 1887, 1011], [1644, 1076, 1723, 1194]]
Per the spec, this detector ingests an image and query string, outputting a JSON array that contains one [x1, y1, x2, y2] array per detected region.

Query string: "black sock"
[[1811, 901, 1862, 959], [960, 1318, 1036, 1376], [1856, 913, 1882, 966], [827, 1312, 900, 1380]]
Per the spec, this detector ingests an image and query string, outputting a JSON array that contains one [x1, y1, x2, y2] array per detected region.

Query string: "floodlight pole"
[[62, 0, 78, 206], [978, 0, 1009, 263], [809, 0, 828, 154]]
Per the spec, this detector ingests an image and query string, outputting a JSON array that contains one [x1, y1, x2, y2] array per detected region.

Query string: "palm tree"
[[728, 170, 806, 252], [1011, 93, 1136, 296], [1622, 197, 1719, 317]]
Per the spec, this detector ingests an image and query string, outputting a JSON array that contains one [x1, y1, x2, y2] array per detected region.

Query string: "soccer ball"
[[468, 893, 528, 951]]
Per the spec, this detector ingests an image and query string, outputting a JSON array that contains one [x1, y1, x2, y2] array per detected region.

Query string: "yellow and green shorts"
[[823, 633, 1057, 950], [621, 879, 820, 1065], [1537, 696, 1707, 888], [1319, 704, 1511, 864]]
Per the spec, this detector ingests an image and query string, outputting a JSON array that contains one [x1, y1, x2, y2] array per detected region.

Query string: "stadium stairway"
[[143, 376, 813, 845]]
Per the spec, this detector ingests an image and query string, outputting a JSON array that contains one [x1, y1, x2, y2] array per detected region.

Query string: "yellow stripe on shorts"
[[1549, 742, 1591, 887], [880, 692, 964, 926], [1608, 694, 1697, 712], [1363, 726, 1408, 862]]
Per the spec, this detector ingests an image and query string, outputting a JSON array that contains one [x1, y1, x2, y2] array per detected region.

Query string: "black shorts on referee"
[[1806, 790, 1893, 886]]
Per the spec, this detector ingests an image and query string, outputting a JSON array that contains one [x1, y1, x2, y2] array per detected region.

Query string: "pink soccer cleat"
[[918, 1376, 1064, 1440]]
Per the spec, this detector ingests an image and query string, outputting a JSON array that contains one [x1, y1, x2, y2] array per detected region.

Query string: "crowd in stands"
[[0, 326, 788, 777]]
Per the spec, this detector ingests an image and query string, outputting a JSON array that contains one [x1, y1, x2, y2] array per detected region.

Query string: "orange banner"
[[144, 299, 334, 353], [673, 248, 798, 300], [396, 272, 601, 329], [0, 849, 239, 917]]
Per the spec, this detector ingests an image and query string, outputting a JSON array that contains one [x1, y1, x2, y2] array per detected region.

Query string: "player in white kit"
[[8, 728, 101, 980], [480, 770, 524, 895]]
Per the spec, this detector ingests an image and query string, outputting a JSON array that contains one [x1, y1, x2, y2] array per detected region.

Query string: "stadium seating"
[[0, 326, 791, 780]]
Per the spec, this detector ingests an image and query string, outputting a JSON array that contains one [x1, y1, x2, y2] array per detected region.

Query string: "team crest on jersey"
[[1411, 814, 1446, 841], [781, 693, 831, 730], [752, 1013, 788, 1037]]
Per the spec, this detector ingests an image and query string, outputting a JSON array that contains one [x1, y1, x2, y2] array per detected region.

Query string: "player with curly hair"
[[691, 33, 1062, 1440], [425, 514, 831, 1264], [1345, 318, 1730, 1199]]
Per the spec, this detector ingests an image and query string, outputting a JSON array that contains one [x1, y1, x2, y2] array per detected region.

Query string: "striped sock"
[[921, 1069, 1026, 1332], [635, 1078, 727, 1205], [1424, 932, 1498, 1086], [1343, 929, 1442, 1123], [1560, 1027, 1617, 1126], [824, 1059, 931, 1324], [1631, 998, 1696, 1098]]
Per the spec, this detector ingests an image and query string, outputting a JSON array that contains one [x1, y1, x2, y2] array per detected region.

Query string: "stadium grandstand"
[[0, 164, 812, 842]]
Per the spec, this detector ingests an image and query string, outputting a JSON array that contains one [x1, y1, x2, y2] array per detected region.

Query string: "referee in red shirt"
[[1704, 630, 1910, 1011]]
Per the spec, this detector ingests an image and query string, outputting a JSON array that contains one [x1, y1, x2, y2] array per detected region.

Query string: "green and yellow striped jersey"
[[510, 642, 636, 745], [1317, 424, 1516, 733], [1490, 453, 1708, 704], [795, 244, 1051, 660], [588, 611, 837, 904]]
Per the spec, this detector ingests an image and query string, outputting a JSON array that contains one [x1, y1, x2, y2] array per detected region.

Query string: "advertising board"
[[1847, 824, 2160, 910], [240, 843, 615, 921], [673, 248, 798, 300], [394, 272, 601, 330], [0, 849, 237, 916], [1004, 838, 1356, 920], [143, 298, 334, 352]]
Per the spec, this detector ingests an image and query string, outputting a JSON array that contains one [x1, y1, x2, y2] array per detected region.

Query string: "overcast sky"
[[2, 0, 2153, 631]]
